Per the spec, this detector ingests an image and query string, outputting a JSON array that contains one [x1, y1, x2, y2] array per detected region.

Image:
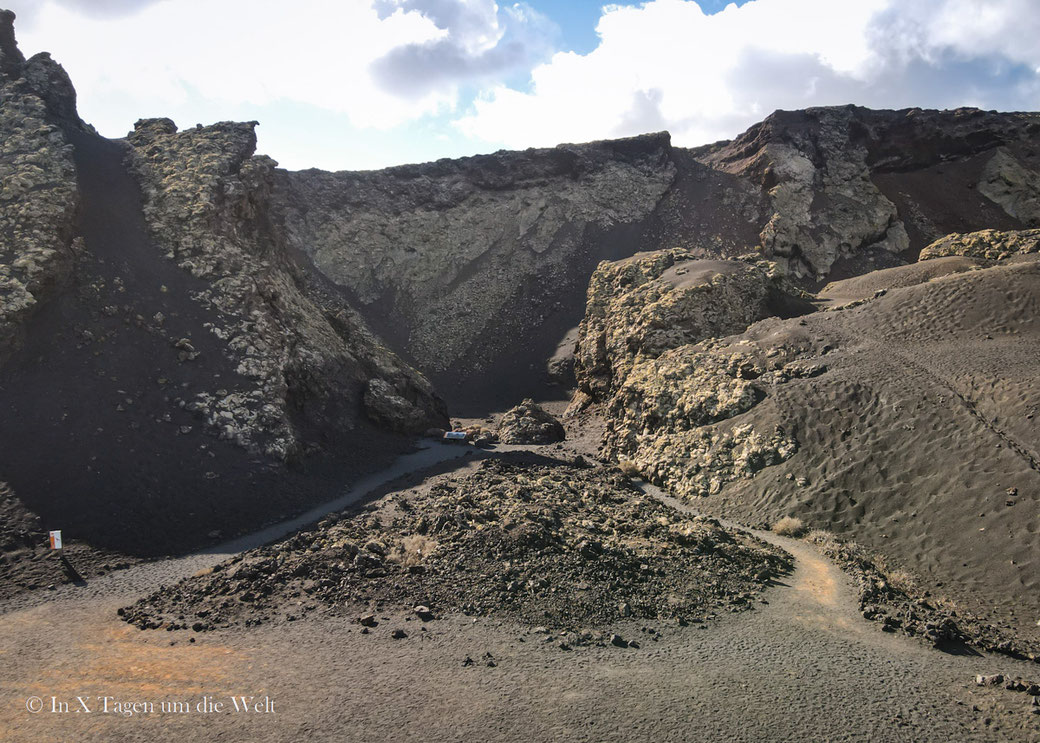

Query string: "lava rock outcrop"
[[579, 238, 1040, 643], [698, 105, 1040, 279], [572, 249, 812, 403], [496, 399, 565, 444], [0, 9, 79, 358], [125, 117, 447, 458], [121, 458, 790, 631]]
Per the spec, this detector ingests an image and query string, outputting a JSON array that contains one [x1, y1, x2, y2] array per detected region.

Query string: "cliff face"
[[698, 105, 1040, 280], [0, 9, 80, 358], [124, 118, 447, 459], [0, 11, 446, 558], [273, 105, 1040, 408], [274, 134, 680, 409], [571, 249, 812, 404]]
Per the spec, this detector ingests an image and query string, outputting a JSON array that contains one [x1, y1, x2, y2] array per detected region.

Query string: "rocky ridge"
[[0, 10, 448, 567], [0, 9, 80, 358], [919, 228, 1040, 262], [275, 133, 678, 407], [574, 237, 1040, 643], [697, 105, 1040, 279], [273, 105, 1040, 406], [125, 118, 447, 459], [121, 458, 790, 632]]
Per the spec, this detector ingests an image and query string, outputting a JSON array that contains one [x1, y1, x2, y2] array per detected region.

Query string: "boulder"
[[497, 400, 565, 445], [573, 249, 812, 402]]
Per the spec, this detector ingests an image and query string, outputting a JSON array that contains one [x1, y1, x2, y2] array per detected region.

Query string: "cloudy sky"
[[8, 0, 1040, 171]]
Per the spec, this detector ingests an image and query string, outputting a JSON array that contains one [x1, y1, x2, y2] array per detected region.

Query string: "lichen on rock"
[[275, 133, 677, 388], [920, 228, 1040, 262], [603, 341, 799, 498], [497, 399, 566, 444], [573, 248, 811, 402], [0, 10, 80, 359], [569, 248, 811, 498], [125, 117, 447, 458]]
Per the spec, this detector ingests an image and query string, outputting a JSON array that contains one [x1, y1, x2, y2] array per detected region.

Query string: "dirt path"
[[1, 447, 1038, 742], [0, 442, 472, 617]]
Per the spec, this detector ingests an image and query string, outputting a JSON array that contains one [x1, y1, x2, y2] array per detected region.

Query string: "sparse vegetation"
[[617, 460, 641, 478], [771, 516, 805, 537], [804, 530, 1037, 658], [389, 534, 438, 567]]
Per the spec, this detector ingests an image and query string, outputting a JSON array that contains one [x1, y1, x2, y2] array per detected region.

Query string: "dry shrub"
[[618, 460, 641, 478], [390, 534, 438, 567], [805, 528, 834, 543], [772, 516, 806, 537], [883, 568, 917, 594]]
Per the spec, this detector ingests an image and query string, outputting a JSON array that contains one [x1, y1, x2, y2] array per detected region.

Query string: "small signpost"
[[443, 431, 467, 441], [49, 530, 62, 550]]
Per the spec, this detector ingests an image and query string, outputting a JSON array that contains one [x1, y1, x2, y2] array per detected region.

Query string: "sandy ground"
[[2, 443, 1039, 742]]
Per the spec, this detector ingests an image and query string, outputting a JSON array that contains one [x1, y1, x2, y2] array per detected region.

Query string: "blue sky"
[[527, 0, 753, 53], [8, 0, 1040, 171]]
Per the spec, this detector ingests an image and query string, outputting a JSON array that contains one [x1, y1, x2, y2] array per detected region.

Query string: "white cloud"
[[458, 0, 1040, 149], [369, 0, 556, 98], [6, 0, 1040, 169], [10, 0, 550, 135]]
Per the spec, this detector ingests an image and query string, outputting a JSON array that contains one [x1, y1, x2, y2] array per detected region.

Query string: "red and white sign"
[[49, 530, 62, 550]]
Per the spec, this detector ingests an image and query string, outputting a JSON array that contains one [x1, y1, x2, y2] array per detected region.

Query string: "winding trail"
[[1, 445, 1037, 743], [0, 442, 472, 617]]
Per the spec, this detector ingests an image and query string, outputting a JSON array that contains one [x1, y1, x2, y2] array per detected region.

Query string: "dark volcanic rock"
[[497, 399, 566, 444], [121, 459, 790, 631], [697, 105, 1040, 279], [584, 246, 1040, 645], [0, 13, 446, 569], [125, 117, 447, 458], [274, 133, 680, 410], [0, 10, 80, 359], [274, 105, 1040, 409], [572, 248, 813, 403]]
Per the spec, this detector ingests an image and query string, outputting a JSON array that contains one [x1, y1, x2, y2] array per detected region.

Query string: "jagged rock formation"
[[0, 11, 446, 559], [920, 228, 1040, 262], [697, 106, 1040, 279], [125, 118, 446, 458], [272, 106, 1040, 408], [566, 249, 814, 499], [0, 9, 80, 357], [572, 249, 813, 403], [496, 399, 565, 444], [578, 237, 1040, 641], [274, 133, 679, 409], [699, 107, 910, 279]]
